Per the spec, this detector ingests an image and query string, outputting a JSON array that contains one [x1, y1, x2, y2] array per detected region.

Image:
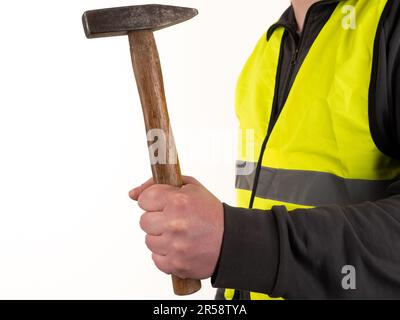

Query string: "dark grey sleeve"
[[211, 204, 279, 295], [212, 181, 400, 299], [367, 0, 400, 158]]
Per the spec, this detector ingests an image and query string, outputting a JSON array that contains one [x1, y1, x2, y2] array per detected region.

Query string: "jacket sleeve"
[[212, 181, 400, 299], [368, 0, 400, 158]]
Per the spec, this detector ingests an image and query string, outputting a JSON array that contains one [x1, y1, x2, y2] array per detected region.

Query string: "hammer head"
[[83, 4, 198, 39]]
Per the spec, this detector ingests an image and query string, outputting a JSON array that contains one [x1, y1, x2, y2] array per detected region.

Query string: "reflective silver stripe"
[[236, 162, 396, 206]]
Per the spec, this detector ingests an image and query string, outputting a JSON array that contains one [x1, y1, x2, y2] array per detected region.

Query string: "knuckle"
[[170, 192, 190, 210], [172, 241, 189, 256], [168, 219, 188, 234]]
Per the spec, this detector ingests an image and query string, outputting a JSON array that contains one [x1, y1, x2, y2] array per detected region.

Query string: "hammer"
[[82, 4, 201, 296]]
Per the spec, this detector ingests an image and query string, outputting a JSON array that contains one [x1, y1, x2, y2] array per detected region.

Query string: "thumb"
[[182, 176, 203, 187]]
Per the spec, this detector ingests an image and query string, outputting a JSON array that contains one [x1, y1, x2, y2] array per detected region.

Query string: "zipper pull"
[[291, 48, 299, 65]]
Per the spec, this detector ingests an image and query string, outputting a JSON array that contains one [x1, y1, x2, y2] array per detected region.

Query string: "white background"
[[0, 0, 288, 299]]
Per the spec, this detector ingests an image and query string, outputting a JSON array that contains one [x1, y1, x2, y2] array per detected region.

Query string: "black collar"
[[267, 0, 342, 40]]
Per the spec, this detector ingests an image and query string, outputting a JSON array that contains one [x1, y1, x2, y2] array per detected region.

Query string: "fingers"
[[137, 184, 178, 212], [140, 212, 166, 236], [129, 178, 155, 200], [137, 177, 201, 212], [132, 176, 206, 279], [129, 176, 201, 202], [145, 235, 168, 256], [152, 254, 172, 275], [152, 253, 190, 279]]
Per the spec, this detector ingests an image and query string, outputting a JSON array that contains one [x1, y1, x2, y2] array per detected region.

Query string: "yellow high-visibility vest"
[[226, 0, 400, 300]]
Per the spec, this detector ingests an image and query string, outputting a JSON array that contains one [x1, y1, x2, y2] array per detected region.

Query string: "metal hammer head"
[[82, 4, 198, 39]]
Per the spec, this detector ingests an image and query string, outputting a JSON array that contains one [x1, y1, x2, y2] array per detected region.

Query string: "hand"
[[129, 176, 224, 280]]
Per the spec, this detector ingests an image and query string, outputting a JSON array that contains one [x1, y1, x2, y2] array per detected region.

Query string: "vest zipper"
[[248, 6, 315, 209]]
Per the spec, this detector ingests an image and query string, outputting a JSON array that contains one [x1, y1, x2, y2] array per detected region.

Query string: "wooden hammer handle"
[[128, 30, 202, 296]]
